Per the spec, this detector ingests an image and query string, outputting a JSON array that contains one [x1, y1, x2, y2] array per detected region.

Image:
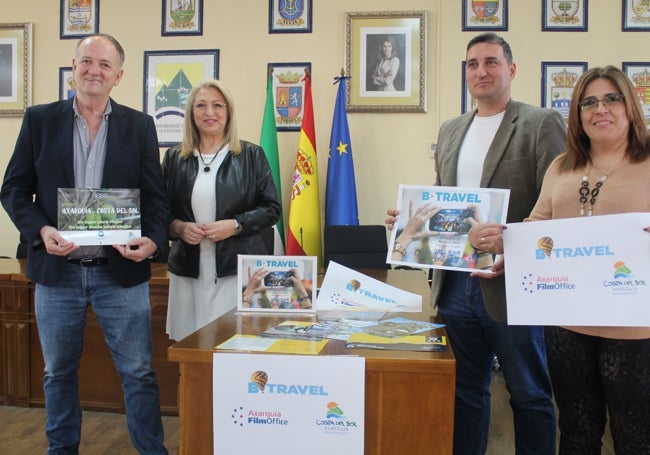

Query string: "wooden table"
[[168, 269, 455, 455]]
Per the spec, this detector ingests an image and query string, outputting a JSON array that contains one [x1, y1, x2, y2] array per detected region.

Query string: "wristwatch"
[[233, 219, 242, 234]]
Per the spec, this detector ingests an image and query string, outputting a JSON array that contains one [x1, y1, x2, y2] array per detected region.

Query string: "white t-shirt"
[[456, 111, 505, 187]]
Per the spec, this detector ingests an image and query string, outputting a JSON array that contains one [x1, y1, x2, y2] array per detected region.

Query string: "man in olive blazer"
[[431, 99, 566, 322], [388, 33, 566, 455]]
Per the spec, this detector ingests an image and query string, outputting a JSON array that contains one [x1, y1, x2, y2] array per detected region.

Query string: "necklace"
[[578, 153, 624, 216], [197, 147, 219, 172]]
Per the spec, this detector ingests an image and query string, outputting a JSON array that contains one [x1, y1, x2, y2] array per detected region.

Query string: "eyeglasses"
[[578, 93, 625, 112], [193, 101, 227, 113]]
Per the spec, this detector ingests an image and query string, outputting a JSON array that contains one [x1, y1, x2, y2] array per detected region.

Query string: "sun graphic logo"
[[326, 401, 345, 419], [231, 406, 245, 427], [521, 273, 534, 294], [613, 261, 632, 279]]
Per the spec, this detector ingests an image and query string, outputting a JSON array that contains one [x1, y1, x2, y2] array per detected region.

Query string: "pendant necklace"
[[197, 146, 220, 172], [578, 153, 624, 216]]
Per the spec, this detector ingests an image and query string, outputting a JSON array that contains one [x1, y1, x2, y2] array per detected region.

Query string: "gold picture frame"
[[345, 11, 427, 113], [0, 23, 32, 117]]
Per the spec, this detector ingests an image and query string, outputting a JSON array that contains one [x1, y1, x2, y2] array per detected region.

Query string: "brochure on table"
[[504, 212, 650, 326], [388, 184, 510, 272], [318, 261, 422, 312], [57, 188, 141, 245], [213, 353, 365, 455], [215, 334, 329, 355], [237, 255, 317, 314]]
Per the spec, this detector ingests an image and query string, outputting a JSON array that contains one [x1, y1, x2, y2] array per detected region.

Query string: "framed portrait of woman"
[[345, 11, 427, 113], [0, 23, 32, 117]]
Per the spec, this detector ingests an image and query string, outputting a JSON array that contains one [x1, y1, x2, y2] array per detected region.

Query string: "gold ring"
[[481, 237, 485, 243]]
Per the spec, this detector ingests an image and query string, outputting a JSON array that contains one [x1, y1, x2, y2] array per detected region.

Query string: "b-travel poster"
[[387, 184, 510, 272], [504, 212, 650, 326]]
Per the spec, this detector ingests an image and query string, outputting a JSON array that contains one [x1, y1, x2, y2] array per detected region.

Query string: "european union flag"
[[325, 75, 359, 226]]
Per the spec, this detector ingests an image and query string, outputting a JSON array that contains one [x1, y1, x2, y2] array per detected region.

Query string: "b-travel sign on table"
[[213, 353, 364, 455], [503, 212, 650, 326]]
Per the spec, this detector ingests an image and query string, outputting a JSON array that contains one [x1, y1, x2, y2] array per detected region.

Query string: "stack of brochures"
[[260, 320, 341, 341], [344, 317, 447, 351], [345, 333, 447, 352]]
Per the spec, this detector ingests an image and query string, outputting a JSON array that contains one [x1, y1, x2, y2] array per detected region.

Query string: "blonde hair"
[[179, 79, 241, 158]]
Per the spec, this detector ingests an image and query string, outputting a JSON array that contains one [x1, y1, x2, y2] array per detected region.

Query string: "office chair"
[[323, 224, 389, 269]]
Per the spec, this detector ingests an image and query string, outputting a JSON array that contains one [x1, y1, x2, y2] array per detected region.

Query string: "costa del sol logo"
[[613, 260, 632, 279], [315, 401, 359, 435]]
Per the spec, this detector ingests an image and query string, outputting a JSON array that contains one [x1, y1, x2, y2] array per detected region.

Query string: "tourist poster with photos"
[[57, 188, 141, 245], [213, 353, 364, 454], [388, 185, 510, 272], [503, 213, 650, 326], [237, 255, 317, 314]]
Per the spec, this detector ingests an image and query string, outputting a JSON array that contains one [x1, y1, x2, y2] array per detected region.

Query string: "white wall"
[[0, 0, 645, 256]]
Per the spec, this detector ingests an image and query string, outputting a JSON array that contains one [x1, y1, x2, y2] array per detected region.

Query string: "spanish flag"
[[286, 70, 322, 262]]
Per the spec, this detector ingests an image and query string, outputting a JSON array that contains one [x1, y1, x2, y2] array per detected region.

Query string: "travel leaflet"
[[388, 184, 510, 272]]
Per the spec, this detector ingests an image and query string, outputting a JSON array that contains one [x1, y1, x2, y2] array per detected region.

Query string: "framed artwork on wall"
[[542, 0, 588, 31], [162, 0, 203, 36], [462, 0, 508, 31], [0, 23, 32, 117], [345, 10, 427, 113], [143, 49, 219, 147], [268, 0, 312, 33], [60, 0, 99, 39], [59, 66, 75, 101], [622, 62, 650, 125], [267, 62, 311, 131], [461, 61, 477, 114], [541, 61, 588, 122], [622, 0, 650, 31]]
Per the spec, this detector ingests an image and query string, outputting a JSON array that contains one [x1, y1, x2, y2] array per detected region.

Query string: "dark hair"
[[75, 34, 125, 67], [377, 36, 398, 59], [559, 65, 650, 171], [466, 32, 513, 64]]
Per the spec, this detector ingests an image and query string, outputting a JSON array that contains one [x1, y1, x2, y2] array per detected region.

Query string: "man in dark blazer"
[[388, 33, 566, 455], [1, 34, 169, 454]]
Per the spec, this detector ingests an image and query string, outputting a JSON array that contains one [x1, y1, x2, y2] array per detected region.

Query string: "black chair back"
[[323, 225, 389, 269]]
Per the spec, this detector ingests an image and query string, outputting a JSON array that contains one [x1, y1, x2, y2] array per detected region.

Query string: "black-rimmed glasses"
[[578, 93, 625, 112]]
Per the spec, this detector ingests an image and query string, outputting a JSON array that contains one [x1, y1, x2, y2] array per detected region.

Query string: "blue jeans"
[[35, 262, 167, 455], [438, 271, 555, 455]]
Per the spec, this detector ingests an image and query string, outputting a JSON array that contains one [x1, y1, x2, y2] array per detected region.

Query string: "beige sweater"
[[527, 155, 650, 339]]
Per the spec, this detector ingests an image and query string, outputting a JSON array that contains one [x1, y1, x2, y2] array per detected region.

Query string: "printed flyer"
[[388, 184, 510, 272], [317, 261, 422, 312], [57, 188, 141, 246], [237, 255, 317, 314], [504, 212, 650, 326]]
